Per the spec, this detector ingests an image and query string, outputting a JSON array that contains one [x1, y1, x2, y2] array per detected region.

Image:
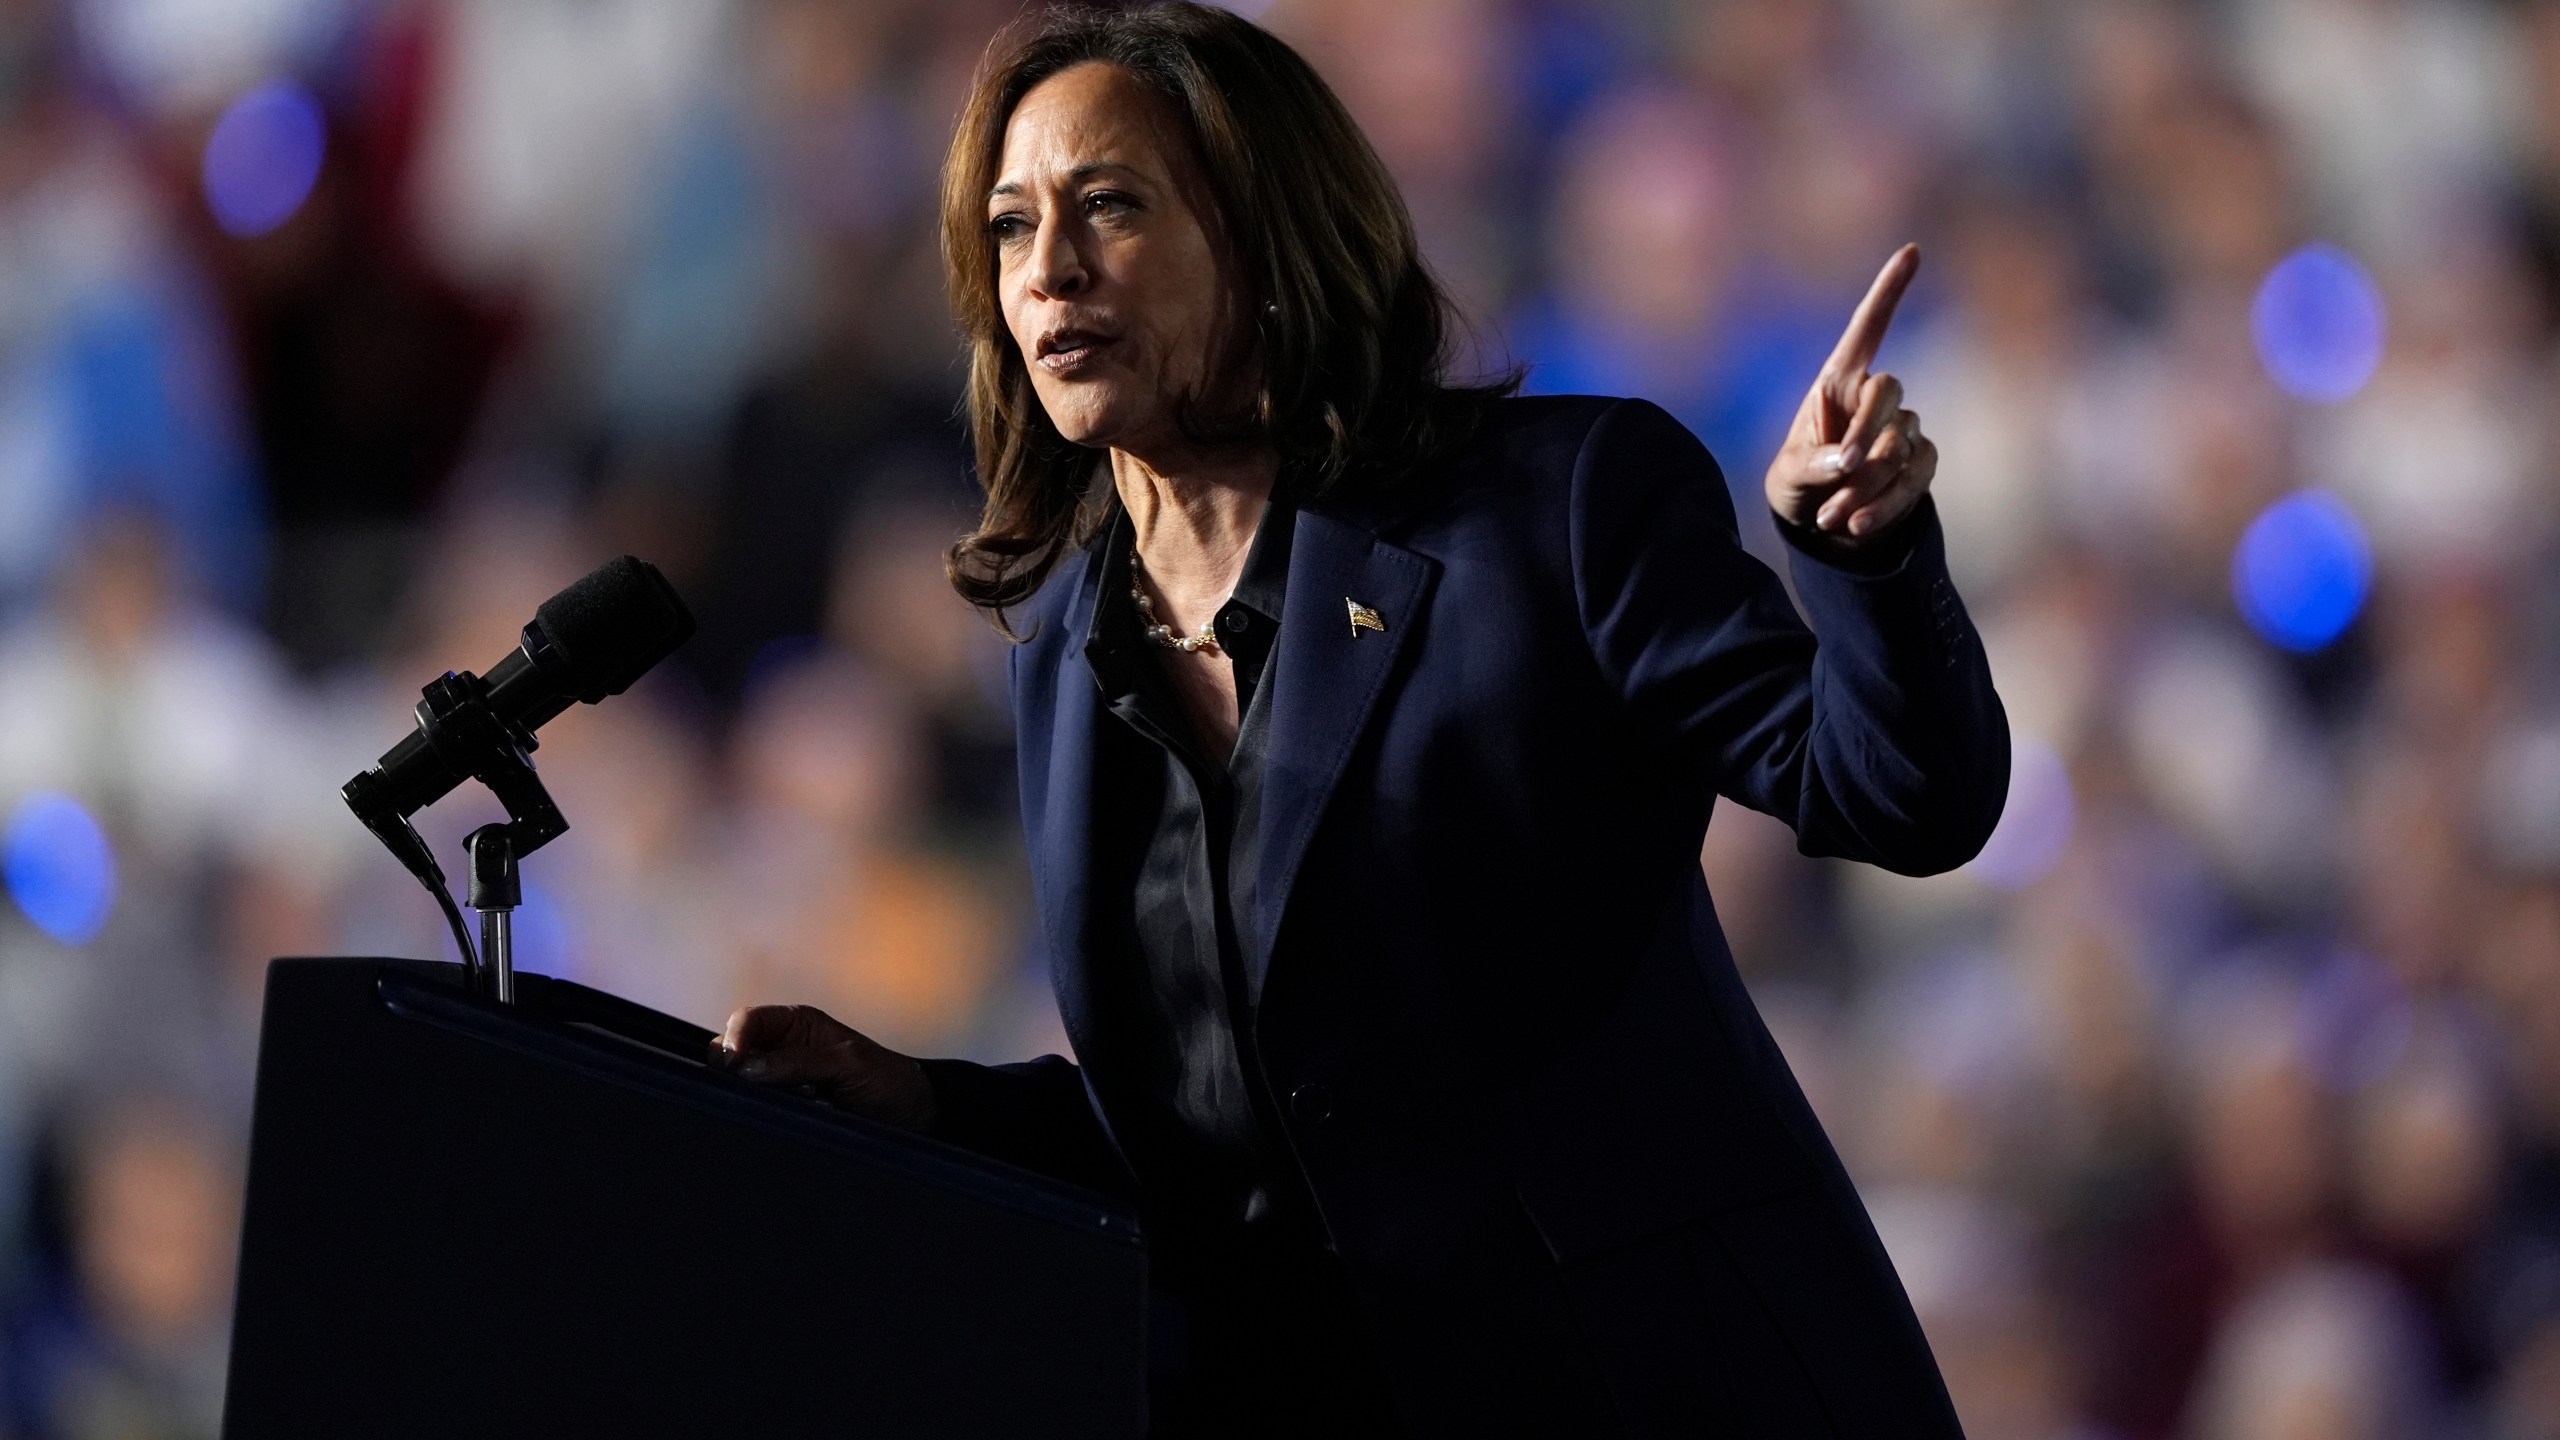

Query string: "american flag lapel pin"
[[1346, 598, 1385, 637]]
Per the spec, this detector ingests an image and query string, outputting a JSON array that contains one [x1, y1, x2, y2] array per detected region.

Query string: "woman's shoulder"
[[1457, 393, 1710, 476], [1323, 393, 1719, 551], [1389, 394, 1717, 519]]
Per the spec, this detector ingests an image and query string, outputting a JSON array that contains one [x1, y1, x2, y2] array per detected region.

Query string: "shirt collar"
[[1230, 495, 1295, 625], [1082, 494, 1295, 698]]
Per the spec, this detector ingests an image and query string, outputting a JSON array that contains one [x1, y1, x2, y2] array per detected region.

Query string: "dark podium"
[[223, 958, 1147, 1437]]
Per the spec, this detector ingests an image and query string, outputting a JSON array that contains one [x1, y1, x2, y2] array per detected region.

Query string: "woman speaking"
[[715, 4, 2008, 1434]]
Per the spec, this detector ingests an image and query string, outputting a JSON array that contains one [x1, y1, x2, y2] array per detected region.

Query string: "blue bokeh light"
[[2252, 244, 2386, 404], [3, 792, 118, 946], [202, 81, 327, 238], [1969, 737, 2075, 892], [2233, 489, 2372, 653], [510, 879, 583, 982]]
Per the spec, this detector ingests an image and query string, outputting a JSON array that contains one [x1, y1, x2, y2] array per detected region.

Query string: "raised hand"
[[1764, 244, 1938, 546]]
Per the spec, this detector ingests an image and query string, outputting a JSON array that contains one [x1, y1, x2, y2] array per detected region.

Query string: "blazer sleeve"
[[915, 1054, 1137, 1200], [906, 638, 1137, 1201], [1568, 397, 2009, 875]]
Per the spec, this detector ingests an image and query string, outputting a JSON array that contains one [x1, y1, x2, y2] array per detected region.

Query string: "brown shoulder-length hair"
[[940, 1, 1517, 628]]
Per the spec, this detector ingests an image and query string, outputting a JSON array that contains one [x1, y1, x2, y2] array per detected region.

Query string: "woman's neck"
[[1113, 443, 1278, 620]]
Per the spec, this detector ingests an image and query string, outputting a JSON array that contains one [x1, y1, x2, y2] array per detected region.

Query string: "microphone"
[[343, 556, 695, 831]]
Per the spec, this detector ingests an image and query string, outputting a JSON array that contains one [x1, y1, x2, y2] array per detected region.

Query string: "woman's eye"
[[987, 213, 1029, 242], [1084, 190, 1136, 218]]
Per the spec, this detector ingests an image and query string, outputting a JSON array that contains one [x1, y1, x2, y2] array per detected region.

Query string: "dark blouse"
[[1077, 498, 1311, 1255], [1080, 499, 1407, 1426]]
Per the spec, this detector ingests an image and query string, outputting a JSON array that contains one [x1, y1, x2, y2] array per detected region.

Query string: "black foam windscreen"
[[531, 556, 696, 703]]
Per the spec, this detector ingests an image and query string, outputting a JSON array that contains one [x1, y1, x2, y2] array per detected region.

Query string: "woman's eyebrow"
[[987, 161, 1148, 204]]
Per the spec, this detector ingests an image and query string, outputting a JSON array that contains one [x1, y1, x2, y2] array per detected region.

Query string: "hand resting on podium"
[[709, 1004, 940, 1133]]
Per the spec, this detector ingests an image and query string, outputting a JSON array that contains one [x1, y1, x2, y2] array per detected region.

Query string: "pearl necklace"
[[1129, 551, 1222, 654]]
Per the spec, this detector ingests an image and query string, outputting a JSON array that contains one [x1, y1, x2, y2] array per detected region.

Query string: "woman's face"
[[988, 62, 1235, 463]]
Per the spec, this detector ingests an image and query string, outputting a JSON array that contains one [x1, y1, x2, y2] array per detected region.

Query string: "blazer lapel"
[[1030, 544, 1109, 1048], [1244, 506, 1438, 1007]]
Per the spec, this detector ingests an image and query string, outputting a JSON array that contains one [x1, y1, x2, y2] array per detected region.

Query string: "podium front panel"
[[224, 959, 1145, 1438]]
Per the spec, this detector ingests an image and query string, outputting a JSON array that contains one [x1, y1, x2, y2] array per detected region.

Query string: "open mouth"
[[1036, 328, 1116, 374]]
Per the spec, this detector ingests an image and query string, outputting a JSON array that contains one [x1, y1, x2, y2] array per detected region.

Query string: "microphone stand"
[[466, 826, 520, 1004]]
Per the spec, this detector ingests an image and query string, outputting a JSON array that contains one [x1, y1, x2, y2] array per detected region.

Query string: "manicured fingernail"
[[1849, 512, 1872, 536], [1823, 446, 1853, 477]]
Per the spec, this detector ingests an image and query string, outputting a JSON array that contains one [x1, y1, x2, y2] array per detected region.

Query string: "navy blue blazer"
[[924, 396, 2008, 1434]]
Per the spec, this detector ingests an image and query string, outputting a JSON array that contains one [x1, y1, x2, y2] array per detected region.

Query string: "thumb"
[[1817, 369, 1864, 448], [1791, 386, 1857, 478]]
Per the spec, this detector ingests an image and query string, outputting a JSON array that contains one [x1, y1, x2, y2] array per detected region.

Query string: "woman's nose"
[[1029, 217, 1090, 298]]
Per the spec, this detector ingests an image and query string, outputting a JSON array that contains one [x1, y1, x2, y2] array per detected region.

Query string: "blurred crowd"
[[0, 0, 2553, 1435]]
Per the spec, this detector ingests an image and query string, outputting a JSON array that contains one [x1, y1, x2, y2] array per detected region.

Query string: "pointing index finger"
[[1823, 244, 1921, 385]]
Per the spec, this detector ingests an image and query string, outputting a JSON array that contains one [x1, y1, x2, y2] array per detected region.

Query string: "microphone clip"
[[414, 670, 567, 857]]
